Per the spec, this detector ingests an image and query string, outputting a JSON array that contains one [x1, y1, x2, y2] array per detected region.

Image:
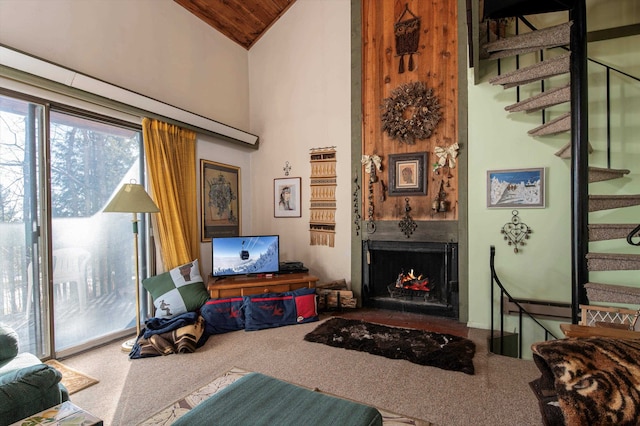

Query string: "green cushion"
[[173, 373, 383, 426], [0, 324, 19, 362], [0, 364, 67, 424], [142, 259, 209, 319]]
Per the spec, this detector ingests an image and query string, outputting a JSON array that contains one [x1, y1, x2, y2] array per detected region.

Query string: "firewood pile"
[[315, 279, 357, 309]]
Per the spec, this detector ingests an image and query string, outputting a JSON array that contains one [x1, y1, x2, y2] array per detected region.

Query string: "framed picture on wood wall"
[[274, 177, 301, 218], [486, 167, 545, 208], [201, 160, 241, 241], [388, 152, 427, 196]]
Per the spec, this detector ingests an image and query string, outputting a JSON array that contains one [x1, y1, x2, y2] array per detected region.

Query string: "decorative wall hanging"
[[433, 142, 459, 175], [394, 4, 421, 73], [399, 198, 417, 238], [200, 160, 240, 241], [274, 177, 301, 218], [487, 167, 545, 208], [283, 161, 291, 176], [388, 152, 427, 196], [309, 148, 337, 247], [353, 173, 361, 236], [431, 179, 450, 216], [501, 210, 532, 253], [361, 154, 382, 234], [381, 81, 442, 145]]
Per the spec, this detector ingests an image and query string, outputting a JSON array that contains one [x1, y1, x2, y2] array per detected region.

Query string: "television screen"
[[212, 235, 280, 277]]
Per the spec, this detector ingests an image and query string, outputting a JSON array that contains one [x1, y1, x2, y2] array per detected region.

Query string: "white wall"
[[248, 0, 352, 283], [197, 136, 254, 275], [0, 0, 250, 131], [0, 0, 255, 275]]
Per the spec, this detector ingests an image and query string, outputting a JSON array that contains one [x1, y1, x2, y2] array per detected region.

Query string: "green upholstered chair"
[[0, 324, 69, 426]]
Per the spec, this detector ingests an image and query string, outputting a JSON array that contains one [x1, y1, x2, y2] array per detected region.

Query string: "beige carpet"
[[139, 366, 431, 425], [63, 313, 543, 425], [45, 359, 99, 395]]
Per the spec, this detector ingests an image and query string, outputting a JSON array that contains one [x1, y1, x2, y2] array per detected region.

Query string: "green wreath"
[[381, 81, 442, 145]]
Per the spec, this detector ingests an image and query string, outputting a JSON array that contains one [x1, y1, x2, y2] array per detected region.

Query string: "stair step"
[[485, 22, 572, 60], [585, 282, 640, 304], [588, 223, 640, 241], [528, 112, 571, 136], [588, 166, 630, 183], [555, 140, 594, 158], [589, 194, 640, 212], [586, 252, 640, 271], [505, 84, 570, 113], [489, 53, 570, 89]]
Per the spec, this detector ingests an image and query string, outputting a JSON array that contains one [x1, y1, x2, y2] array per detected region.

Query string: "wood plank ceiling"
[[174, 0, 296, 50]]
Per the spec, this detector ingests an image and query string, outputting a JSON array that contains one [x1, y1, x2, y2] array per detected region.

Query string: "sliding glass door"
[[0, 94, 48, 357], [0, 92, 146, 356]]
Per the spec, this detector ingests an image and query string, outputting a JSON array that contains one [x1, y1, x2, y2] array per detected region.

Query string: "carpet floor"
[[139, 367, 431, 425], [62, 312, 543, 425]]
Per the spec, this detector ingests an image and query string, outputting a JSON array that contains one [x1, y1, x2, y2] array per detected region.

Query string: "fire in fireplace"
[[362, 240, 458, 318], [389, 269, 431, 298]]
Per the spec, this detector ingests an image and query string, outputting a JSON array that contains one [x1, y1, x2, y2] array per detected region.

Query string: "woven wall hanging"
[[395, 4, 421, 73], [309, 147, 337, 247]]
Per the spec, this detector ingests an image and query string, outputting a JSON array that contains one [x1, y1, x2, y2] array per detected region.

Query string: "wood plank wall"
[[362, 0, 459, 223]]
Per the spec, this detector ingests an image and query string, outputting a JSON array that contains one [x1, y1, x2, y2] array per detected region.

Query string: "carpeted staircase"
[[482, 6, 640, 314]]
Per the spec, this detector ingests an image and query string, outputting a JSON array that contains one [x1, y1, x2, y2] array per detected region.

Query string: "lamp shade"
[[103, 182, 160, 213]]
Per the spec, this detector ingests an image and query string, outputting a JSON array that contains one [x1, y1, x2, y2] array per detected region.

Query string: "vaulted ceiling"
[[174, 0, 296, 50]]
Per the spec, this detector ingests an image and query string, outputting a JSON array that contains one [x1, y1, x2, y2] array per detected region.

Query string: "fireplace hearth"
[[363, 240, 458, 318]]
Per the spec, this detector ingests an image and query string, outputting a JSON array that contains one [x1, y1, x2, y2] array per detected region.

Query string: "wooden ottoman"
[[172, 372, 383, 426]]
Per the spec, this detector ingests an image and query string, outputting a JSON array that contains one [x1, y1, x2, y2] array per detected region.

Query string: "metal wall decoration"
[[399, 197, 417, 238], [501, 210, 532, 253], [431, 179, 450, 216], [361, 154, 382, 234], [309, 148, 337, 247], [394, 4, 421, 73], [353, 173, 361, 236], [283, 161, 291, 176]]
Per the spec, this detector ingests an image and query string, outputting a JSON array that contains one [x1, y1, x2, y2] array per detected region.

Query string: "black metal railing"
[[628, 224, 640, 246], [490, 245, 562, 358], [489, 16, 640, 168]]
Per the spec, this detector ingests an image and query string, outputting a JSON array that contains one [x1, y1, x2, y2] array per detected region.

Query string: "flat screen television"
[[211, 235, 280, 277]]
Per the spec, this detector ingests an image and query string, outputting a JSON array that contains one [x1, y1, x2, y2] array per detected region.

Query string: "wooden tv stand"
[[207, 273, 318, 298]]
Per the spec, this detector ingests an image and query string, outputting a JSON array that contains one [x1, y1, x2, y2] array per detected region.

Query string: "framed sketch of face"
[[274, 177, 301, 217], [388, 152, 427, 196]]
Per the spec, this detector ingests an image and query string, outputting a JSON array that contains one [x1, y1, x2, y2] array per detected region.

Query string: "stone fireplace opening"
[[362, 240, 459, 318]]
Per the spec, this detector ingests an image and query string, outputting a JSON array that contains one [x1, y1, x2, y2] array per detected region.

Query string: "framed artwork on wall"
[[274, 177, 301, 218], [487, 167, 545, 208], [388, 152, 427, 196], [201, 159, 241, 241]]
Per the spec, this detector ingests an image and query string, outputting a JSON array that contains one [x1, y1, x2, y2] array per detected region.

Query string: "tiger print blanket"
[[531, 337, 640, 426]]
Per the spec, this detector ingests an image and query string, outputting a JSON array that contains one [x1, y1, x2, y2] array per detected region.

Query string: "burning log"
[[395, 269, 430, 292]]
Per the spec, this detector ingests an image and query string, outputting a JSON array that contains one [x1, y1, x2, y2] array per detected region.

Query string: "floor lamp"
[[103, 180, 159, 352]]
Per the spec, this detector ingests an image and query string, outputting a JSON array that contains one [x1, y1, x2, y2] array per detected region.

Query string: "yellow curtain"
[[142, 118, 198, 270]]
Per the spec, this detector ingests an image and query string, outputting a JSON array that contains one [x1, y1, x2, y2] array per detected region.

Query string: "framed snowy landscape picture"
[[487, 167, 545, 208]]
